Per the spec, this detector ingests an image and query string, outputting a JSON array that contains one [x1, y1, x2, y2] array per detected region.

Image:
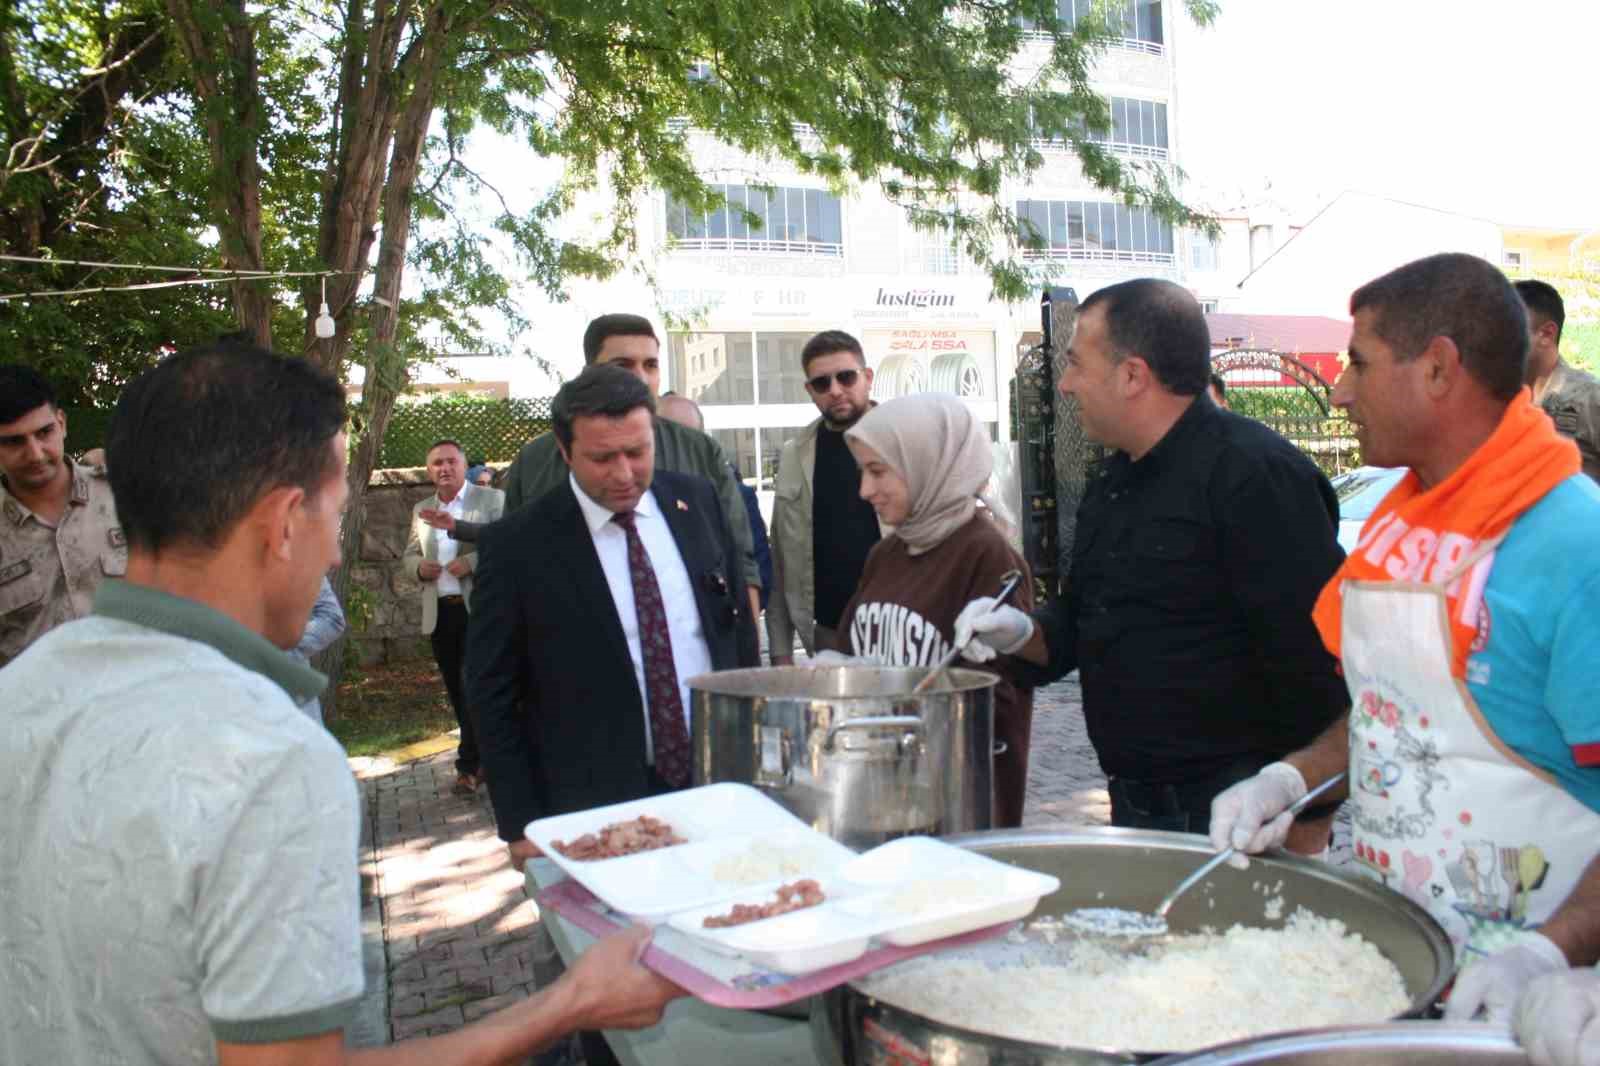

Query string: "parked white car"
[[1331, 466, 1406, 553]]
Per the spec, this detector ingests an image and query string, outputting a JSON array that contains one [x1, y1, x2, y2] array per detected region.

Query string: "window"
[[903, 217, 965, 275], [1021, 0, 1163, 51], [1200, 300, 1218, 313], [1016, 199, 1175, 263], [667, 332, 755, 405], [1031, 97, 1168, 159], [665, 184, 844, 256], [1190, 232, 1220, 272]]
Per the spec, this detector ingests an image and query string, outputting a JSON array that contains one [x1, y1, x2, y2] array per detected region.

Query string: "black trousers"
[[430, 598, 478, 776], [1106, 755, 1270, 837]]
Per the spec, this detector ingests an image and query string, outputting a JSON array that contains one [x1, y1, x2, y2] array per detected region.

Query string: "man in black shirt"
[[767, 331, 882, 661], [955, 279, 1347, 838]]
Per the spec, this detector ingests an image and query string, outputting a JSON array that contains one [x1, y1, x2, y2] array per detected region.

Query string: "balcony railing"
[[1021, 30, 1164, 55], [1022, 247, 1176, 264], [668, 237, 844, 257], [1030, 136, 1168, 161]]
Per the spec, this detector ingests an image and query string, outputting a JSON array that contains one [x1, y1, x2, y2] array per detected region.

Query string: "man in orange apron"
[[1209, 254, 1600, 1042]]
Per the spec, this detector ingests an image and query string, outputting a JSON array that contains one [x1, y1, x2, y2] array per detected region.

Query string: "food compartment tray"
[[525, 783, 856, 923]]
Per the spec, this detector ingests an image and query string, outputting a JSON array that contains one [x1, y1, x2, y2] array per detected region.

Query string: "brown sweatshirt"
[[831, 512, 1037, 826]]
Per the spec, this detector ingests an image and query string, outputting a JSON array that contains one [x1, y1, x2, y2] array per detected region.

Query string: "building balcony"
[[667, 236, 845, 258]]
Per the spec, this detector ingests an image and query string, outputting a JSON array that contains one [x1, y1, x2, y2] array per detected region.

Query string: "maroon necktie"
[[612, 510, 691, 787]]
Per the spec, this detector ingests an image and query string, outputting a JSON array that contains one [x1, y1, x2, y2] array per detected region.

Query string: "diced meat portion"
[[553, 815, 685, 861], [703, 879, 826, 928]]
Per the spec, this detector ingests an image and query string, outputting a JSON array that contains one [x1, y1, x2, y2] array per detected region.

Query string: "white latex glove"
[[952, 597, 1034, 663], [1207, 762, 1307, 869], [1445, 932, 1571, 1023], [1515, 967, 1600, 1066], [809, 649, 860, 666]]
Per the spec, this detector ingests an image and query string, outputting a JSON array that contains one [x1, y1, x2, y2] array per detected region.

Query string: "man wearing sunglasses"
[[767, 330, 884, 663]]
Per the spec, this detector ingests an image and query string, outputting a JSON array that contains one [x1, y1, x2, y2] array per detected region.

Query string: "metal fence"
[[379, 397, 553, 468], [1258, 414, 1364, 478]]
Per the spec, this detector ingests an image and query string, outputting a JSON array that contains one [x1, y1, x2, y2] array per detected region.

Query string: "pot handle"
[[826, 715, 925, 753], [755, 724, 792, 789]]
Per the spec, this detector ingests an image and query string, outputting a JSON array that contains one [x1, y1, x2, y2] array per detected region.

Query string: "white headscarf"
[[845, 393, 993, 556]]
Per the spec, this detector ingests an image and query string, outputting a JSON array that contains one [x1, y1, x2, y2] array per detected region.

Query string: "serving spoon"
[[1153, 770, 1350, 919], [911, 569, 1025, 696], [1042, 771, 1350, 944]]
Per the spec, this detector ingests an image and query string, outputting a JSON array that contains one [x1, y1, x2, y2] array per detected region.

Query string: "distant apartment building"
[[557, 0, 1208, 491]]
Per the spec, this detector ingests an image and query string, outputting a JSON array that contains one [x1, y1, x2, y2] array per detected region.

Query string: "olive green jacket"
[[1539, 359, 1600, 484], [453, 418, 759, 589]]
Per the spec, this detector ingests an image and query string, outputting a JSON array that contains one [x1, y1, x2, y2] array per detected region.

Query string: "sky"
[[408, 0, 1599, 380], [1176, 0, 1600, 228]]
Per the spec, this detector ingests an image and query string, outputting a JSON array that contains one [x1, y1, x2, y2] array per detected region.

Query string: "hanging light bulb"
[[315, 274, 336, 339]]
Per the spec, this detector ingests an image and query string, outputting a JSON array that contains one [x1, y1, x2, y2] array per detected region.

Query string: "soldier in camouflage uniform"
[[1517, 279, 1600, 483], [0, 365, 125, 668]]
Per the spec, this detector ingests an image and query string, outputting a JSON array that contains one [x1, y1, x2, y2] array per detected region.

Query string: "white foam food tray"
[[525, 783, 859, 924], [665, 836, 1061, 973]]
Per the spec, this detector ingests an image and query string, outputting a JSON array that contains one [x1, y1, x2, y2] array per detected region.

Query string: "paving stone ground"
[[351, 673, 1102, 1048]]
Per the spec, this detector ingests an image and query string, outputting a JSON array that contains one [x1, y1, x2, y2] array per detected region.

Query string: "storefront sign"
[[874, 287, 956, 309]]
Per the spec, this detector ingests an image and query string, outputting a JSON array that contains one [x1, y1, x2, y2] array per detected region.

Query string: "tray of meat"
[[665, 875, 881, 974], [524, 784, 857, 924], [664, 842, 1061, 974]]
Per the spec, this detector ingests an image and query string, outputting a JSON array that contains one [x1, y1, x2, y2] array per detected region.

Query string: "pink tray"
[[538, 879, 1011, 1009]]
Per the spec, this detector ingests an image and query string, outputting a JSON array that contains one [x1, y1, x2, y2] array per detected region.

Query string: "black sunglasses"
[[806, 368, 861, 393]]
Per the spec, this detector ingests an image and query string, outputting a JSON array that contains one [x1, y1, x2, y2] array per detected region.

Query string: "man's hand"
[[563, 925, 686, 1032], [953, 597, 1034, 662], [446, 557, 471, 578], [417, 560, 442, 581], [1208, 762, 1307, 867], [418, 507, 455, 533], [1446, 932, 1570, 1023], [1515, 968, 1600, 1066], [507, 838, 542, 870]]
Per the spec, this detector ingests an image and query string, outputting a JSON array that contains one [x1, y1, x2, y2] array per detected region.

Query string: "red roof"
[[1205, 313, 1350, 354]]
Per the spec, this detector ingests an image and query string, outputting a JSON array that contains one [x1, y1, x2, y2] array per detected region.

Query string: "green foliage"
[[1567, 322, 1600, 375], [6, 0, 1219, 391], [378, 394, 553, 468], [1227, 387, 1330, 420]]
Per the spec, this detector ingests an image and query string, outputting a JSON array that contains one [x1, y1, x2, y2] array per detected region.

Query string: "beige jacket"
[[765, 416, 886, 657], [402, 483, 505, 635]]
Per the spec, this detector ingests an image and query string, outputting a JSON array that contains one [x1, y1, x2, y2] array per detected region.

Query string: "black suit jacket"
[[468, 469, 758, 842]]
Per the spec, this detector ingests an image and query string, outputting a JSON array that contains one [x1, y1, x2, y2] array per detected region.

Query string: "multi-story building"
[[555, 0, 1203, 494]]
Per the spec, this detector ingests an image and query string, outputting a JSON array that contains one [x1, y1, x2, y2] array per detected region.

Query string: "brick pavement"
[[350, 674, 1101, 1049]]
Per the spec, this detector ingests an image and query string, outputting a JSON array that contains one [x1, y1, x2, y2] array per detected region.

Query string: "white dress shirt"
[[571, 475, 713, 764], [433, 489, 467, 596]]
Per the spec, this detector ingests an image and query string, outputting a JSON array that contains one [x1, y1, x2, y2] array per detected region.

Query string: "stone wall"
[[347, 465, 504, 665]]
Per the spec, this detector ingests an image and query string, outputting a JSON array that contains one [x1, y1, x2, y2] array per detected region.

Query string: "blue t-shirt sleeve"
[[1547, 565, 1600, 762]]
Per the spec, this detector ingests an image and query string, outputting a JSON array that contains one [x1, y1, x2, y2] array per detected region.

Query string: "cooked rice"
[[861, 909, 1409, 1052], [711, 840, 823, 885]]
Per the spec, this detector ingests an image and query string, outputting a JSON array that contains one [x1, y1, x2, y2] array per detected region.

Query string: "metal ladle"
[[1153, 770, 1349, 918], [911, 569, 1025, 696], [1050, 771, 1350, 942]]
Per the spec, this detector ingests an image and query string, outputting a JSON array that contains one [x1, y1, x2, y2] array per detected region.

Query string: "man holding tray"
[[0, 341, 683, 1066]]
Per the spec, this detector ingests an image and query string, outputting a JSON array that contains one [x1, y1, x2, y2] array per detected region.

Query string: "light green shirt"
[[0, 581, 363, 1063]]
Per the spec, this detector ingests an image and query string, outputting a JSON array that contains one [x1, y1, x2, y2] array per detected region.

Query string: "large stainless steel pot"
[[1149, 1022, 1526, 1065], [814, 828, 1455, 1065], [688, 666, 997, 850]]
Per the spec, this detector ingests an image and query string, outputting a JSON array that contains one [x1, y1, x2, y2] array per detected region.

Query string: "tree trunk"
[[320, 1, 452, 719], [163, 0, 271, 345]]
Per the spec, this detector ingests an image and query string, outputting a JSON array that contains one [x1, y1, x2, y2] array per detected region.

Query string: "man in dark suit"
[[469, 364, 758, 872]]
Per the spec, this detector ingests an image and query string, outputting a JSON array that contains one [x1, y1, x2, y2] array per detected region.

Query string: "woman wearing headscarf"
[[828, 393, 1036, 827]]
